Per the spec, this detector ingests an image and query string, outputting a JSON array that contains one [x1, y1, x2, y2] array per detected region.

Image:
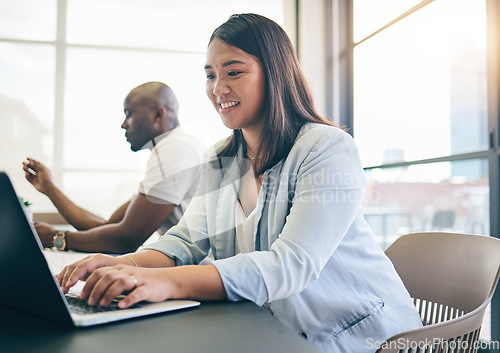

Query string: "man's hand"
[[22, 158, 55, 195], [34, 222, 56, 248]]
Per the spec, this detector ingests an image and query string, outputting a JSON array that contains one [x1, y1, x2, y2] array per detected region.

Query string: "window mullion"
[[53, 0, 68, 187], [487, 0, 500, 347]]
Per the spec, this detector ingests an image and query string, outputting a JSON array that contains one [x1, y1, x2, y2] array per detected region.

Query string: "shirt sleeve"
[[142, 189, 211, 265], [139, 136, 202, 205], [141, 148, 216, 265], [212, 128, 367, 305]]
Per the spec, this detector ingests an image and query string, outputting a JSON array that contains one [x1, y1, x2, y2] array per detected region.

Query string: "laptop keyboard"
[[65, 292, 134, 315]]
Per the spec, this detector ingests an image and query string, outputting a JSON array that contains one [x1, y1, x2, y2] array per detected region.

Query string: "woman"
[[58, 14, 422, 352]]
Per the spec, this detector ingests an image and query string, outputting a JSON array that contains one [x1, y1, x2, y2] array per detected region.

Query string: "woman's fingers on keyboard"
[[97, 276, 136, 306], [83, 266, 138, 306], [118, 286, 148, 309], [60, 254, 118, 293], [56, 267, 69, 291]]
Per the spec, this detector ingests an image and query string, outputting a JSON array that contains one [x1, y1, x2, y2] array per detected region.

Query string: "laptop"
[[0, 171, 200, 326]]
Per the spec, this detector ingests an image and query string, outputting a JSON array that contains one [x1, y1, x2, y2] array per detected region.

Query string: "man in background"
[[23, 81, 206, 254]]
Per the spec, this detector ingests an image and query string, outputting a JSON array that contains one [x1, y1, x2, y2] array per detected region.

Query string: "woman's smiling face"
[[204, 37, 266, 133]]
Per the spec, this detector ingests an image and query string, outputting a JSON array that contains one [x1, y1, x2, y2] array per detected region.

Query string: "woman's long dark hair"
[[210, 13, 334, 176]]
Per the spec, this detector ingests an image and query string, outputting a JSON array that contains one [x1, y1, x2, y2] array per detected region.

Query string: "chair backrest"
[[376, 232, 500, 353], [385, 232, 500, 319], [375, 289, 498, 352]]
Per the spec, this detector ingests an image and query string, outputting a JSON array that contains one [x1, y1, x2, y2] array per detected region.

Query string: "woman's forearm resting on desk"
[[57, 250, 226, 308]]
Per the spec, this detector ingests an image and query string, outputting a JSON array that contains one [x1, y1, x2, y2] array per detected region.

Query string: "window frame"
[[0, 0, 296, 211], [327, 0, 500, 348]]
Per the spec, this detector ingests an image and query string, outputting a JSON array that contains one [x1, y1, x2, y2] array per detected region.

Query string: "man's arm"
[[47, 193, 175, 253], [23, 158, 113, 230]]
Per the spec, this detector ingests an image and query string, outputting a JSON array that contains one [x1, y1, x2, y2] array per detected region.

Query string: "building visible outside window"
[[352, 0, 491, 340], [353, 0, 489, 248]]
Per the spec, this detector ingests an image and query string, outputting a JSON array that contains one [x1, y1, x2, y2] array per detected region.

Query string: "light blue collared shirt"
[[144, 123, 422, 352]]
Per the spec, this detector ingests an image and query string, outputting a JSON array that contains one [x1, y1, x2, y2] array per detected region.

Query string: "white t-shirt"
[[138, 127, 206, 235]]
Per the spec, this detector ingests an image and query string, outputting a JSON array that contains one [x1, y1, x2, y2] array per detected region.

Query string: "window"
[[364, 160, 489, 248], [345, 0, 498, 344], [354, 0, 488, 166], [0, 0, 292, 216], [353, 0, 490, 246]]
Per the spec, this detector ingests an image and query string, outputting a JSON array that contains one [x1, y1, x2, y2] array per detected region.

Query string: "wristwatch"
[[53, 231, 68, 251]]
